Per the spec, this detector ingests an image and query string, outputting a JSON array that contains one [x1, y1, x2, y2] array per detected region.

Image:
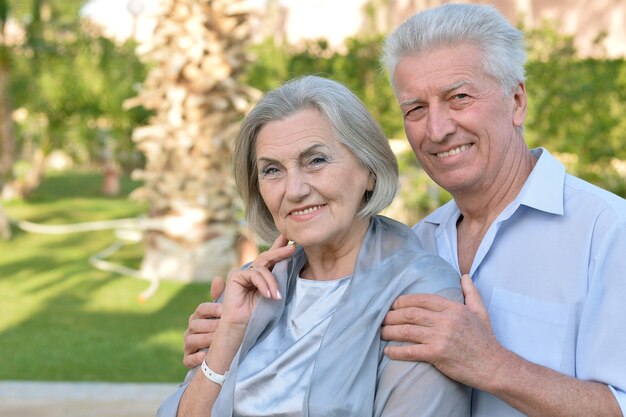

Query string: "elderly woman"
[[158, 76, 469, 417]]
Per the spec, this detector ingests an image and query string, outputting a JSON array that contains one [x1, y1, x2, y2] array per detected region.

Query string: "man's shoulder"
[[564, 173, 626, 220], [412, 199, 458, 229]]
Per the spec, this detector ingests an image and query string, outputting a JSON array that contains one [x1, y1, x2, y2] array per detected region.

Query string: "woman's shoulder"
[[373, 215, 461, 295], [374, 216, 451, 264]]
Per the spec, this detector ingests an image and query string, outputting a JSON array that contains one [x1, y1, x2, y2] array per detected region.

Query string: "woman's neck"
[[299, 217, 371, 281]]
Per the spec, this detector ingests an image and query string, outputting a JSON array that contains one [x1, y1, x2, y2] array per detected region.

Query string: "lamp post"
[[126, 0, 145, 40]]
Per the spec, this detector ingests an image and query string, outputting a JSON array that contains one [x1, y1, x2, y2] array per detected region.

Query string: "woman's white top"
[[234, 275, 351, 416]]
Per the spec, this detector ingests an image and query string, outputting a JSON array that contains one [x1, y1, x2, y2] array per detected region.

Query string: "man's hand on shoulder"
[[381, 275, 507, 389]]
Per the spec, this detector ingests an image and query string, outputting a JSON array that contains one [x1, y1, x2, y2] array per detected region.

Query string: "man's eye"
[[453, 93, 469, 100], [404, 106, 425, 120]]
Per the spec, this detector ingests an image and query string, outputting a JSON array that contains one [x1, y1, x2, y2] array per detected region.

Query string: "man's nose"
[[426, 103, 456, 142]]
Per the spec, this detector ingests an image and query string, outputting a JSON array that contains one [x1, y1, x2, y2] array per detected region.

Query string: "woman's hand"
[[219, 235, 295, 328], [220, 265, 283, 328], [182, 235, 296, 368]]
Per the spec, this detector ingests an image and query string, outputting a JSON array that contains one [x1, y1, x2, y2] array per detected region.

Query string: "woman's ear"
[[367, 172, 376, 192]]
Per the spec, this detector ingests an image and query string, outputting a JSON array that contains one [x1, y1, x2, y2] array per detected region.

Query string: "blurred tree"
[[0, 0, 15, 236], [125, 0, 259, 282], [0, 0, 16, 198], [524, 22, 626, 196], [244, 35, 404, 140], [4, 0, 149, 198]]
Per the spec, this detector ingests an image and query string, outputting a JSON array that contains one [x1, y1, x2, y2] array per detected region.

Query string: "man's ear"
[[512, 82, 527, 127]]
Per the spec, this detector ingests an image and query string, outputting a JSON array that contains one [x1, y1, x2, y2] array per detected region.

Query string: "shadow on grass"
[[0, 271, 211, 382], [0, 170, 217, 383]]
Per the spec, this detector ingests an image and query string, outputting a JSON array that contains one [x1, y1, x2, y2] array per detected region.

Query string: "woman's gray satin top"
[[157, 215, 470, 417], [234, 276, 351, 416]]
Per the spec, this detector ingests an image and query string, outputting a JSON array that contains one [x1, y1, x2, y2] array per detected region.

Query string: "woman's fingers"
[[269, 234, 290, 250], [228, 266, 282, 300], [247, 266, 282, 300], [251, 235, 295, 271]]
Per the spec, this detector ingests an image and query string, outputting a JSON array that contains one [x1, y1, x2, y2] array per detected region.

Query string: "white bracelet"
[[201, 359, 228, 386]]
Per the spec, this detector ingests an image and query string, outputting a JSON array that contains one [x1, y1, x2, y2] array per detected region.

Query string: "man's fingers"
[[461, 274, 489, 322], [384, 342, 430, 362], [381, 323, 433, 344], [184, 331, 215, 353], [391, 293, 451, 311], [189, 302, 222, 322], [210, 276, 226, 301], [187, 316, 220, 334], [382, 305, 438, 327], [183, 349, 207, 369]]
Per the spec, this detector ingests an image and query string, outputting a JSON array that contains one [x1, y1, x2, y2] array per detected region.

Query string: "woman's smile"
[[256, 108, 373, 250]]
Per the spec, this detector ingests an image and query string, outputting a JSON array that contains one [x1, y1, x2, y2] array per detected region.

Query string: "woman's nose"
[[285, 171, 311, 200]]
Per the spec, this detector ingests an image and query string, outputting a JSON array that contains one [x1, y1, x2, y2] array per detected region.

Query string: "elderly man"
[[181, 4, 626, 416], [377, 3, 626, 417]]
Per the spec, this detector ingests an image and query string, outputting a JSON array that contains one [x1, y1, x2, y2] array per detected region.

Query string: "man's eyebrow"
[[441, 80, 470, 95], [400, 97, 423, 107], [399, 81, 470, 107]]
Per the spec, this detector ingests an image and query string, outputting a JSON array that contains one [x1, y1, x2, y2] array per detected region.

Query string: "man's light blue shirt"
[[412, 148, 626, 416]]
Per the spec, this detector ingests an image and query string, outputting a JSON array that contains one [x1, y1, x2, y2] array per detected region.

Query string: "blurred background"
[[0, 0, 624, 413]]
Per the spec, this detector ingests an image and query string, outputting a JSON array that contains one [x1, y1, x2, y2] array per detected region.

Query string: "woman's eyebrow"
[[299, 143, 329, 159], [256, 143, 330, 163]]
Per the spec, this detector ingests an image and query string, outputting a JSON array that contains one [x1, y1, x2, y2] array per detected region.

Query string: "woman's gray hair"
[[382, 3, 526, 93], [233, 75, 399, 243]]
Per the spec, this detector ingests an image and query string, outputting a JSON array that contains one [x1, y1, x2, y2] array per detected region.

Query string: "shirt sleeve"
[[374, 342, 471, 417], [156, 367, 198, 417], [579, 218, 626, 415]]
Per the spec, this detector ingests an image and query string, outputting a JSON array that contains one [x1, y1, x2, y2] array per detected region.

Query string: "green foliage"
[[5, 10, 624, 210], [7, 1, 150, 170], [0, 0, 7, 27], [524, 22, 626, 196], [244, 24, 625, 204], [244, 35, 404, 139], [0, 172, 210, 382], [395, 150, 451, 225]]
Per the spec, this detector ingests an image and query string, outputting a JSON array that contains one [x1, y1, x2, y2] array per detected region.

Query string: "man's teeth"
[[291, 205, 323, 215], [437, 144, 470, 158]]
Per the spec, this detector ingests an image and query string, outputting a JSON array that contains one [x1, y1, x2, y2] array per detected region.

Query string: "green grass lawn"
[[0, 171, 213, 382]]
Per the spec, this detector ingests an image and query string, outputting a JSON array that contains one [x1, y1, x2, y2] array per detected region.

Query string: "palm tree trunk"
[[125, 0, 259, 282]]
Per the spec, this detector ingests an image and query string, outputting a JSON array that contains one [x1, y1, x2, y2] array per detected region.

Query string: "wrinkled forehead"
[[393, 44, 491, 95]]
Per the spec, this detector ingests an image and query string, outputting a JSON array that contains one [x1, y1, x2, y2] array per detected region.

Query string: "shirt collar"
[[516, 148, 565, 215], [422, 147, 566, 226]]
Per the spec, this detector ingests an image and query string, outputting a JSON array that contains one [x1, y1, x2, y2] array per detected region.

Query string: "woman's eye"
[[308, 155, 328, 166], [261, 166, 279, 176]]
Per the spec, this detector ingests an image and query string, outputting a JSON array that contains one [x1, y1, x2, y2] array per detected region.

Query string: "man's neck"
[[455, 146, 537, 225], [454, 147, 537, 275]]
